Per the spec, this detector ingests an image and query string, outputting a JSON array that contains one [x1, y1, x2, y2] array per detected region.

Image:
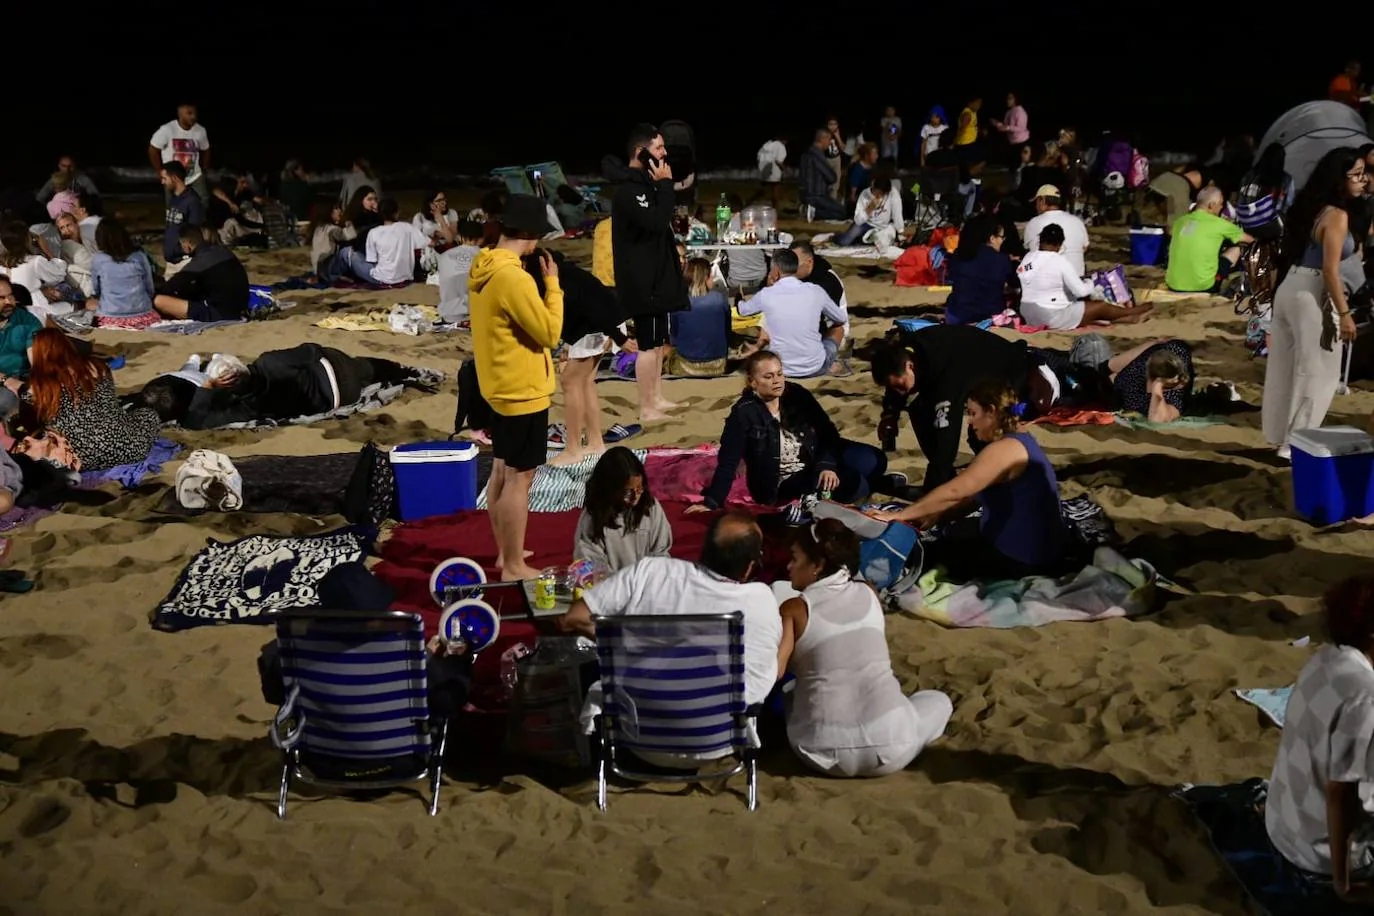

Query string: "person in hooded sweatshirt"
[[469, 195, 564, 582], [606, 123, 689, 425]]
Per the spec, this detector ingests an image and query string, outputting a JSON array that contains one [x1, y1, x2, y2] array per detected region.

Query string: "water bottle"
[[715, 194, 731, 242]]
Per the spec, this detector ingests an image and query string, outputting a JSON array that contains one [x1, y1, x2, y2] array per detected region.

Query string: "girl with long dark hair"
[[573, 446, 672, 571], [943, 214, 1015, 325], [1262, 147, 1367, 457]]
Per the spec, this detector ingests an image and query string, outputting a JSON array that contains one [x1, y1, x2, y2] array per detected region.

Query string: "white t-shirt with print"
[[920, 123, 948, 156], [365, 222, 429, 285], [150, 120, 210, 185]]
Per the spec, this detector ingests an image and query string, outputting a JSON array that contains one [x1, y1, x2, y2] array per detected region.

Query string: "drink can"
[[534, 574, 557, 610]]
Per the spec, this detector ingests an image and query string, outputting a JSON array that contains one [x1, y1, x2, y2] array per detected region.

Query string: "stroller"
[[660, 119, 697, 208]]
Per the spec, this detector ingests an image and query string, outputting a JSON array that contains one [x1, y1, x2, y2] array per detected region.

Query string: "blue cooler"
[[391, 441, 479, 521], [1129, 227, 1165, 266], [1290, 427, 1374, 524]]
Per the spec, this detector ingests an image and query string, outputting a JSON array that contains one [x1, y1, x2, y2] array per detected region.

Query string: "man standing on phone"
[[606, 123, 688, 424], [468, 195, 564, 582]]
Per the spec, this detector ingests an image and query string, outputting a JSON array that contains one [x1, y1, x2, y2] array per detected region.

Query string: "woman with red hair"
[[25, 328, 160, 470]]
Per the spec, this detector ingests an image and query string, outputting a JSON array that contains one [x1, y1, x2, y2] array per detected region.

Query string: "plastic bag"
[[388, 304, 426, 336]]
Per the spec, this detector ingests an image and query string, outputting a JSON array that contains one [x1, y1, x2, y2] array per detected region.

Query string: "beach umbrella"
[[1258, 101, 1370, 192]]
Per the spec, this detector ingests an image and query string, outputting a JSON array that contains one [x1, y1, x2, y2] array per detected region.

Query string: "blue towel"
[[1236, 687, 1293, 728], [81, 438, 181, 489]]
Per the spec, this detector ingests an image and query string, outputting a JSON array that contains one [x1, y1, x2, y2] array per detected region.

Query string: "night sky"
[[9, 9, 1368, 180]]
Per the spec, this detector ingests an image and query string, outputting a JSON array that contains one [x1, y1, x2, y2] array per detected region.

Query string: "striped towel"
[[476, 449, 649, 513]]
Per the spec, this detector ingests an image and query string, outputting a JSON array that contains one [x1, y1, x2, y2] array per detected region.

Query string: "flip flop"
[[604, 423, 643, 443]]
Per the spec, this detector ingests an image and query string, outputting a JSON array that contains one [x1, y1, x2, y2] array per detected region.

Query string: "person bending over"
[[872, 324, 1058, 490], [573, 447, 672, 572], [470, 195, 563, 581], [868, 379, 1068, 582], [687, 351, 894, 515], [1267, 575, 1374, 903], [773, 519, 953, 777], [1017, 224, 1152, 329], [153, 224, 249, 322]]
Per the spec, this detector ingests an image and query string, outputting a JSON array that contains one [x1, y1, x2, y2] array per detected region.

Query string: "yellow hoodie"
[[468, 248, 564, 417]]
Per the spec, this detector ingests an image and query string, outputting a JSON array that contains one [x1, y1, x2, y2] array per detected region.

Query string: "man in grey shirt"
[[36, 155, 99, 204]]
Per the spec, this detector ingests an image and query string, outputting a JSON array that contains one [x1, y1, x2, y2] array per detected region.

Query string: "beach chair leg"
[[596, 755, 608, 811], [746, 758, 758, 812], [277, 760, 292, 819], [428, 719, 450, 817]]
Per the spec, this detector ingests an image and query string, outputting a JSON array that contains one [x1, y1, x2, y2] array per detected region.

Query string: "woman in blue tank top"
[[867, 378, 1067, 580]]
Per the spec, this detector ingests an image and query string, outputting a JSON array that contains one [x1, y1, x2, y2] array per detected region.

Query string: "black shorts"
[[188, 300, 234, 323], [491, 408, 548, 471], [635, 314, 670, 349]]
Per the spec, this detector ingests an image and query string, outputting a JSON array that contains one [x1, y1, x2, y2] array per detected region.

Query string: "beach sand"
[[1, 191, 1369, 915]]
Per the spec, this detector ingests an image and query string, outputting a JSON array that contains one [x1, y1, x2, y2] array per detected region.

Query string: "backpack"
[[859, 521, 922, 592], [894, 245, 942, 287]]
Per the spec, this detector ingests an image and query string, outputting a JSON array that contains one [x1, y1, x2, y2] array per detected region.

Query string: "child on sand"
[[572, 447, 672, 572], [469, 195, 563, 581]]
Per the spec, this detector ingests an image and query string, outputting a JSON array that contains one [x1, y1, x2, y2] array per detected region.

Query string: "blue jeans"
[[803, 195, 849, 221], [795, 338, 840, 378], [835, 222, 872, 247], [339, 247, 378, 283]]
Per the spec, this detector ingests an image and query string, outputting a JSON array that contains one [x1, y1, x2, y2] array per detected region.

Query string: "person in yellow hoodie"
[[469, 195, 564, 581]]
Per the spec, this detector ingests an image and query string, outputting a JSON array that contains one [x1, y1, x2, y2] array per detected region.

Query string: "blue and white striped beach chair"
[[270, 609, 449, 817], [592, 612, 758, 811]]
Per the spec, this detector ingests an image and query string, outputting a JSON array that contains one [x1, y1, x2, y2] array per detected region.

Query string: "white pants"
[[793, 691, 953, 778], [1262, 267, 1343, 447]]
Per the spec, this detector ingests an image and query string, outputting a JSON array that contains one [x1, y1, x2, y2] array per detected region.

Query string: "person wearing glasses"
[[943, 214, 1016, 326], [412, 189, 458, 251], [573, 447, 672, 572]]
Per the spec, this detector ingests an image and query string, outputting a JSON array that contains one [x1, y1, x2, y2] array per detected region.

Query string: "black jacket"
[[523, 251, 626, 346], [163, 244, 250, 317], [799, 147, 836, 199], [703, 384, 841, 509], [184, 344, 369, 429], [604, 155, 688, 317], [881, 324, 1035, 489]]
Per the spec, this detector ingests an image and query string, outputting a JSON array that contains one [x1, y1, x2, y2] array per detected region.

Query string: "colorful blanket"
[[150, 527, 371, 631], [1236, 687, 1293, 727], [1177, 780, 1367, 916], [894, 545, 1157, 628]]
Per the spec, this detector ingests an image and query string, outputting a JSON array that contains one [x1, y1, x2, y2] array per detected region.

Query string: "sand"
[[1, 190, 1367, 915]]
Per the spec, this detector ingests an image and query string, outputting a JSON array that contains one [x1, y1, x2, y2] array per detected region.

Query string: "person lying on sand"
[[685, 351, 900, 518], [133, 343, 436, 429], [573, 447, 672, 573], [1267, 575, 1374, 904], [867, 379, 1068, 582], [772, 518, 953, 778], [872, 323, 1059, 491]]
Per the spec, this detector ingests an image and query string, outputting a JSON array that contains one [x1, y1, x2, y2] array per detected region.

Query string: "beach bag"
[[504, 636, 597, 771], [343, 441, 396, 528], [859, 521, 921, 591], [1091, 265, 1131, 305], [613, 351, 637, 378], [176, 449, 243, 511], [894, 245, 941, 287], [1128, 150, 1150, 189]]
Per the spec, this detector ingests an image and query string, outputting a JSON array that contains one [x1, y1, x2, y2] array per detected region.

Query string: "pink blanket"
[[644, 448, 760, 507]]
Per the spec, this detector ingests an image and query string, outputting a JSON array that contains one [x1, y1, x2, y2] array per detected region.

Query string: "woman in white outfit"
[[1017, 223, 1152, 329], [1262, 148, 1366, 458], [774, 518, 953, 777]]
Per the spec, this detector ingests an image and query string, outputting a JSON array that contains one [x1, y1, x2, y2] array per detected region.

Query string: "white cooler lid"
[[1130, 227, 1165, 236], [1290, 426, 1374, 458], [390, 443, 478, 464]]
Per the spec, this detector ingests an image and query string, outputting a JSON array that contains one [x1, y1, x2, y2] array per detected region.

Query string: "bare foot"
[[549, 448, 589, 468], [641, 409, 670, 423], [494, 549, 534, 568], [1117, 304, 1155, 325], [652, 399, 680, 411], [501, 562, 541, 582]]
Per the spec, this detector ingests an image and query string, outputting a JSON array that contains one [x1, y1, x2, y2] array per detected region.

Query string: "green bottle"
[[715, 194, 731, 242]]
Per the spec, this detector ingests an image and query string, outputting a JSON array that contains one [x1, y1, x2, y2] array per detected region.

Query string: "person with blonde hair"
[[668, 257, 730, 376], [868, 378, 1067, 581]]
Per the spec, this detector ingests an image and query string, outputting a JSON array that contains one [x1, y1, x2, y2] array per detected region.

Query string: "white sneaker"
[[1276, 444, 1291, 461]]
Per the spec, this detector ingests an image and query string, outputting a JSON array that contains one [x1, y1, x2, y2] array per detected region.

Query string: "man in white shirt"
[[739, 249, 849, 378], [54, 212, 95, 297], [559, 512, 782, 769], [757, 134, 787, 209], [833, 177, 905, 249], [342, 198, 429, 285], [148, 103, 211, 203], [1022, 185, 1090, 274]]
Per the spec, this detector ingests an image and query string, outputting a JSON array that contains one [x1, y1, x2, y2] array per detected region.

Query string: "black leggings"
[[923, 515, 1056, 582]]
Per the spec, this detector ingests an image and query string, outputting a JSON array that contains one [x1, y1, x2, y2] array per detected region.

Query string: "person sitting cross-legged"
[[738, 250, 848, 378], [153, 224, 249, 322]]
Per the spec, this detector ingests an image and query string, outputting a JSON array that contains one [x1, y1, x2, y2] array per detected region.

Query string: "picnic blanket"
[[1032, 408, 1119, 427], [181, 372, 443, 430], [1176, 779, 1370, 916], [81, 438, 181, 489], [1236, 687, 1294, 727], [316, 304, 450, 335], [150, 527, 371, 632], [475, 445, 756, 512], [893, 545, 1158, 627], [1114, 413, 1226, 430]]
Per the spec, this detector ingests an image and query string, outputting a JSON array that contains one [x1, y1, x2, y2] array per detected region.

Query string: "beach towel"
[[1176, 779, 1369, 916], [316, 305, 449, 335], [80, 438, 181, 489], [1032, 408, 1118, 427], [820, 245, 887, 259], [271, 274, 331, 291], [191, 372, 443, 430], [894, 545, 1157, 627], [1236, 687, 1294, 727], [1113, 414, 1225, 430], [892, 316, 995, 333], [150, 527, 371, 632]]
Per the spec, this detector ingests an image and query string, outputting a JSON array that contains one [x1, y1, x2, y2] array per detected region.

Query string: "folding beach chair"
[[592, 612, 758, 811], [527, 161, 606, 213], [491, 166, 534, 197], [270, 608, 449, 817]]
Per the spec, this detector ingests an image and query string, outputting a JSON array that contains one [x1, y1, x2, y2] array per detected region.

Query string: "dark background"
[[6, 8, 1366, 182]]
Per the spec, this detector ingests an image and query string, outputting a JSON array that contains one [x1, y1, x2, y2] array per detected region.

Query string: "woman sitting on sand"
[[1017, 224, 1152, 329], [943, 214, 1015, 326], [774, 519, 953, 778], [86, 219, 158, 330], [1267, 575, 1374, 902], [573, 447, 672, 572], [1103, 338, 1194, 422], [412, 189, 458, 251], [0, 222, 72, 322], [307, 204, 357, 281], [342, 185, 381, 248], [868, 378, 1067, 581], [687, 351, 895, 516], [668, 258, 731, 377], [25, 329, 160, 471]]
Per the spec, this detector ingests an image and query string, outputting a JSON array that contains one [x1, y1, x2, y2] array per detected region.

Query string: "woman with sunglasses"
[[573, 446, 672, 572]]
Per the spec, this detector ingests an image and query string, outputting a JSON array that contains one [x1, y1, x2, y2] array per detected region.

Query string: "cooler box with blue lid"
[[1290, 427, 1374, 524], [1129, 227, 1165, 266], [391, 441, 479, 521]]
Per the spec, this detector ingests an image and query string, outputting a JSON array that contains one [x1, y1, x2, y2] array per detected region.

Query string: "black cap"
[[499, 194, 553, 238]]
